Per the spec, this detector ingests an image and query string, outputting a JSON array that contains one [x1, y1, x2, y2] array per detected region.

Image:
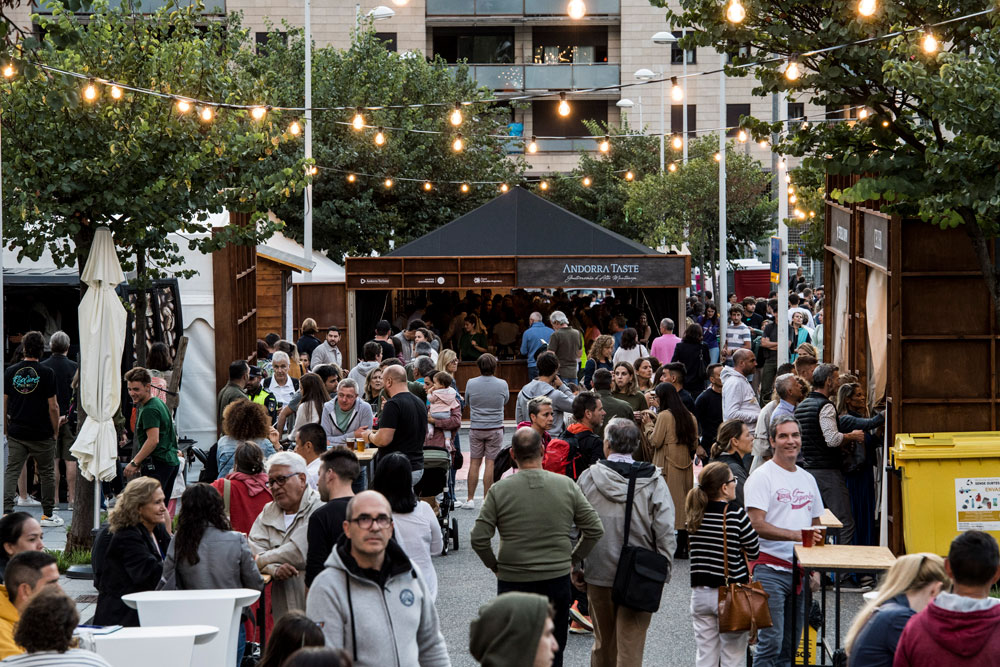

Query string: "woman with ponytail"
[[710, 419, 754, 507], [686, 461, 760, 666], [845, 553, 949, 666]]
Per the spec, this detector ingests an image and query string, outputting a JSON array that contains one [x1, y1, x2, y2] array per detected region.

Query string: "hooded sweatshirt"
[[576, 460, 676, 587], [305, 537, 450, 667], [321, 398, 374, 448], [0, 585, 22, 660], [514, 380, 574, 437], [469, 592, 549, 667], [893, 591, 1000, 666], [721, 366, 760, 430], [348, 360, 380, 388]]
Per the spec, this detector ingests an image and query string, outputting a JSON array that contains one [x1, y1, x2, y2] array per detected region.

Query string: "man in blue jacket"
[[520, 312, 554, 380]]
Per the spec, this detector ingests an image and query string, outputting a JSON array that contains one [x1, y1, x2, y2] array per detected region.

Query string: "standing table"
[[357, 447, 377, 488], [791, 545, 896, 666], [83, 625, 218, 667]]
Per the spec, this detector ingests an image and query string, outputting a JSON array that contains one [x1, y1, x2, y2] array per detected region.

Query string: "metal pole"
[[659, 67, 665, 173], [682, 28, 688, 164], [638, 95, 643, 129], [718, 52, 727, 345], [776, 92, 789, 366], [0, 98, 5, 507], [303, 0, 313, 282]]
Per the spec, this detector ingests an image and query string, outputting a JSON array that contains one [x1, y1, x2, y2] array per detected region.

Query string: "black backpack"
[[493, 446, 516, 482], [196, 442, 220, 483]]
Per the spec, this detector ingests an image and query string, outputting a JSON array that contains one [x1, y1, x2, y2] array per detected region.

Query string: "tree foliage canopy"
[[2, 0, 305, 275]]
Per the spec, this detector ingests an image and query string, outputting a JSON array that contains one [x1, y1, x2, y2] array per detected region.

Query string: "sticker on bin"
[[956, 478, 1000, 530]]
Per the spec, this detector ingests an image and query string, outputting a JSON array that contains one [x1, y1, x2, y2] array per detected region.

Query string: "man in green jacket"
[[471, 427, 604, 667]]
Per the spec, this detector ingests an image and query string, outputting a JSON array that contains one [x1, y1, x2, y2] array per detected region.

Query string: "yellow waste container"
[[893, 432, 1000, 555]]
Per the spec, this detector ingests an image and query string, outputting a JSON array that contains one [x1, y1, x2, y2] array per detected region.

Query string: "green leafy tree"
[[625, 136, 775, 293], [541, 119, 660, 241], [241, 27, 525, 260], [660, 0, 1000, 326], [789, 165, 825, 260]]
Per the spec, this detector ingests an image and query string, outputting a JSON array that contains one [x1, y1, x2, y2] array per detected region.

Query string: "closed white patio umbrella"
[[70, 226, 127, 529]]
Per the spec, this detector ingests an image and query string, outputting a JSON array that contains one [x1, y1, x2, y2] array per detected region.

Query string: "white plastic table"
[[123, 589, 261, 667], [83, 625, 218, 667]]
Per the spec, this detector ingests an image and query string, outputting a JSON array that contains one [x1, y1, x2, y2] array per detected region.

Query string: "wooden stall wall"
[[293, 282, 349, 365], [256, 257, 289, 342], [212, 212, 258, 394]]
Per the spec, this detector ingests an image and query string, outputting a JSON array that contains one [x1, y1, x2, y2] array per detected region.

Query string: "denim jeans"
[[753, 564, 804, 667], [528, 366, 539, 380], [235, 622, 246, 666]]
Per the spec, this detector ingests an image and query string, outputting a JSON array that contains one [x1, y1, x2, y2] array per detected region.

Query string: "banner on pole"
[[770, 236, 781, 284]]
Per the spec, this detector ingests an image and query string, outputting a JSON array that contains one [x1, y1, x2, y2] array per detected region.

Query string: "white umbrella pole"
[[879, 412, 889, 547], [0, 106, 6, 508], [94, 474, 101, 531]]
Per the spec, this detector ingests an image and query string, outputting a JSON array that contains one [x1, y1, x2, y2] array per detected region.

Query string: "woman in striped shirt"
[[686, 461, 761, 667]]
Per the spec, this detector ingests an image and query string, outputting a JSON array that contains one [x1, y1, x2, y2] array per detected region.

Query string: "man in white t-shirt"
[[744, 415, 824, 667]]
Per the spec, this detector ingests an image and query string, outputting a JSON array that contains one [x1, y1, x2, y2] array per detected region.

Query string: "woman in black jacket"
[[671, 323, 711, 395], [94, 477, 171, 626], [837, 383, 885, 550], [709, 419, 753, 507]]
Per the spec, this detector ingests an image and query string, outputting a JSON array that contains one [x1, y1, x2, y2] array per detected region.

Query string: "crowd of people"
[[6, 276, 1000, 667]]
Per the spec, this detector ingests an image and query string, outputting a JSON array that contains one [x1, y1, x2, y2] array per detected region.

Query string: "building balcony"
[[451, 63, 620, 91], [34, 0, 225, 12], [427, 0, 618, 17]]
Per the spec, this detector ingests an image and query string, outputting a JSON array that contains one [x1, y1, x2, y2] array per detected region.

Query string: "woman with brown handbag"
[[686, 462, 761, 666]]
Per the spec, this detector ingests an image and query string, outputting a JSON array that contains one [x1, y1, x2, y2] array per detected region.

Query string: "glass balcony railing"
[[34, 0, 225, 12], [450, 63, 620, 91], [427, 0, 618, 16], [534, 138, 597, 152]]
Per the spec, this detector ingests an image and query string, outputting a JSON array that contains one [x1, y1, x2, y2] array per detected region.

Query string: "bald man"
[[358, 365, 429, 486], [721, 348, 761, 430]]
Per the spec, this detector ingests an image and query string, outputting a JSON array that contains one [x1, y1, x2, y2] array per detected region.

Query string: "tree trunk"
[[965, 219, 1000, 334], [135, 249, 148, 367]]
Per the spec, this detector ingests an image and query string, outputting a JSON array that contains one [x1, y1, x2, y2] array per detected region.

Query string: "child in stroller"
[[415, 446, 460, 555]]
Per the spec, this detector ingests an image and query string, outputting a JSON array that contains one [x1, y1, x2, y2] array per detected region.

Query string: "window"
[[726, 103, 751, 137], [788, 102, 805, 121], [726, 44, 751, 64], [433, 28, 514, 63], [823, 104, 845, 120], [670, 104, 697, 139], [670, 31, 696, 65], [532, 27, 609, 63], [531, 100, 609, 137], [255, 31, 287, 54], [374, 32, 397, 52]]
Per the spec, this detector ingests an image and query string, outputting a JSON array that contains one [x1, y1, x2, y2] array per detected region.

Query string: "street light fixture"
[[616, 98, 634, 127], [633, 68, 663, 171], [651, 30, 688, 164]]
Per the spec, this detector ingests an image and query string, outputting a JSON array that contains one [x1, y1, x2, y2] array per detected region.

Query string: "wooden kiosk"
[[823, 173, 1000, 551], [344, 187, 690, 418]]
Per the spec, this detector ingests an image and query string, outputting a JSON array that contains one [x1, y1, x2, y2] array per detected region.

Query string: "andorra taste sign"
[[516, 256, 687, 289]]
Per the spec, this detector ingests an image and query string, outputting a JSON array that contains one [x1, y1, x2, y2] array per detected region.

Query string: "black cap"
[[248, 365, 265, 378]]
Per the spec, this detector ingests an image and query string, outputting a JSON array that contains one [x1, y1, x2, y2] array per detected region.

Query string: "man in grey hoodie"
[[305, 490, 450, 667], [721, 349, 760, 431], [514, 352, 575, 438], [321, 379, 374, 449], [347, 341, 382, 387]]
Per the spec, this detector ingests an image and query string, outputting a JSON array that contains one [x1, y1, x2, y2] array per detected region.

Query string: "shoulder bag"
[[611, 463, 671, 613], [717, 505, 773, 635]]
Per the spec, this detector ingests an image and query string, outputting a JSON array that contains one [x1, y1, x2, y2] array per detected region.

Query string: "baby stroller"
[[415, 446, 460, 555]]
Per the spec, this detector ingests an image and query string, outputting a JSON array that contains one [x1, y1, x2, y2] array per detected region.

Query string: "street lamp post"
[[652, 30, 686, 163], [633, 68, 660, 171], [718, 51, 727, 342], [616, 98, 634, 128]]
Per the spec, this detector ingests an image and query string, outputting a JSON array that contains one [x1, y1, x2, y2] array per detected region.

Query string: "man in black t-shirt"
[[3, 331, 62, 525], [41, 331, 78, 507], [757, 299, 781, 405], [305, 447, 360, 588], [359, 365, 428, 486], [371, 320, 397, 364]]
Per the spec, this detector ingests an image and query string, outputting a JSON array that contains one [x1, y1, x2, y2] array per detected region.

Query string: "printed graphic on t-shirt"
[[775, 487, 815, 510], [11, 367, 40, 394]]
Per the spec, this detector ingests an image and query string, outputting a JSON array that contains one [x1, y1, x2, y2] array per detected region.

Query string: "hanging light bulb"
[[671, 135, 683, 150], [200, 106, 214, 122], [500, 183, 509, 193], [858, 108, 869, 120], [582, 176, 592, 187], [598, 135, 610, 153], [882, 119, 890, 127], [308, 166, 318, 176], [759, 139, 768, 149], [450, 103, 463, 126], [809, 211, 816, 218], [83, 83, 98, 102], [714, 152, 721, 162], [671, 77, 683, 102], [289, 120, 302, 135], [668, 162, 678, 172], [726, 0, 746, 23], [384, 178, 394, 189], [785, 174, 791, 184], [922, 29, 938, 54], [251, 106, 267, 121], [801, 121, 809, 130], [557, 93, 571, 117], [858, 0, 876, 17], [778, 158, 787, 170], [347, 173, 357, 183], [737, 129, 748, 142], [784, 56, 801, 81], [452, 134, 464, 152], [625, 170, 635, 181], [789, 185, 796, 194], [2, 64, 14, 78], [789, 194, 797, 204], [424, 181, 433, 191], [352, 108, 365, 131], [461, 183, 470, 193], [567, 0, 586, 19], [374, 128, 386, 146], [110, 85, 123, 100], [539, 181, 549, 191], [527, 136, 539, 153], [176, 99, 191, 113]]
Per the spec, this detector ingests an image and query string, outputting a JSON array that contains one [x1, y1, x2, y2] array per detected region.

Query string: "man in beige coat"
[[249, 451, 322, 620]]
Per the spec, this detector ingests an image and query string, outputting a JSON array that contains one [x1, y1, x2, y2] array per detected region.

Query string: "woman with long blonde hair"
[[845, 553, 949, 665]]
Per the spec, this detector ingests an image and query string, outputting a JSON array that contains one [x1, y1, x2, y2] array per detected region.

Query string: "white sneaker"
[[16, 496, 41, 507], [40, 515, 64, 527], [461, 499, 476, 510]]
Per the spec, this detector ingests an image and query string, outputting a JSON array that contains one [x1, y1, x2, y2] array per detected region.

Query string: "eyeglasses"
[[266, 473, 300, 488], [725, 478, 737, 485], [348, 513, 393, 530]]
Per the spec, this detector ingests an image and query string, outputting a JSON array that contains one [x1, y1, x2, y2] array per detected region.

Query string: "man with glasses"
[[249, 451, 322, 621], [306, 490, 450, 666]]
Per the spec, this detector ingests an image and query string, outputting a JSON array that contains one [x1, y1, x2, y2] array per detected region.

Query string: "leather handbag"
[[611, 463, 671, 613], [717, 506, 773, 634]]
